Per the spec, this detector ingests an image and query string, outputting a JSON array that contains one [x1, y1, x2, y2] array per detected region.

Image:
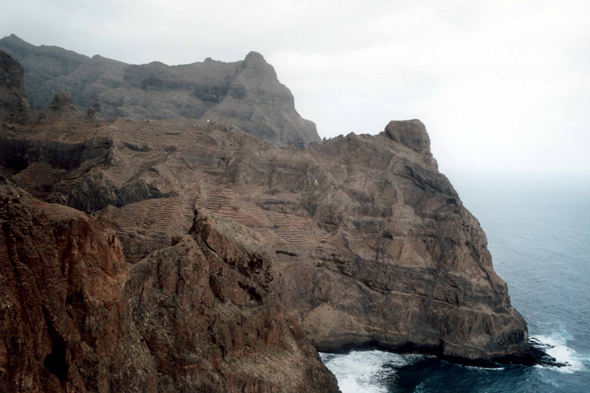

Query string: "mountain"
[[0, 50, 339, 392], [0, 35, 320, 148], [0, 50, 29, 122], [0, 49, 554, 392]]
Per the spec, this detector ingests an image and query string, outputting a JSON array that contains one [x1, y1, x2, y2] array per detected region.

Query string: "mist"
[[2, 0, 589, 178]]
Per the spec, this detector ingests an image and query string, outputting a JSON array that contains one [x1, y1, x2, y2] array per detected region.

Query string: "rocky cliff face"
[[0, 110, 536, 364], [0, 47, 548, 392], [0, 180, 339, 392], [0, 35, 319, 148], [0, 50, 29, 123], [0, 52, 339, 393], [0, 35, 88, 111]]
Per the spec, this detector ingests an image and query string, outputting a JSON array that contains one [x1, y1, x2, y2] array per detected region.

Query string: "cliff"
[[0, 48, 551, 392], [0, 35, 319, 148], [0, 50, 29, 123], [0, 50, 339, 393], [0, 180, 338, 392]]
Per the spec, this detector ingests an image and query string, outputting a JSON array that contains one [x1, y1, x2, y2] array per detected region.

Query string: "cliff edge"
[[0, 48, 552, 392], [0, 35, 319, 148]]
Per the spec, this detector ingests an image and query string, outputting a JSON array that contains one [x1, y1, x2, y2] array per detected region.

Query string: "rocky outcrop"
[[0, 180, 339, 392], [0, 35, 89, 110], [0, 48, 550, 392], [0, 110, 541, 367], [0, 50, 29, 122], [0, 35, 319, 147]]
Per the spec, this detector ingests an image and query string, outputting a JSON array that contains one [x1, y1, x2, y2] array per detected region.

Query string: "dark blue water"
[[321, 173, 590, 392]]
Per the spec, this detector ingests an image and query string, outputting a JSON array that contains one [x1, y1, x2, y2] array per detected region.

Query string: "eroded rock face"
[[0, 111, 536, 366], [0, 50, 543, 392], [0, 35, 88, 111], [0, 181, 130, 392], [0, 181, 339, 392], [0, 50, 29, 122], [0, 35, 319, 148]]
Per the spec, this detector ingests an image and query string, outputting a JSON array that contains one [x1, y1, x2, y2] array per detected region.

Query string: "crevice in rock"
[[42, 315, 68, 384]]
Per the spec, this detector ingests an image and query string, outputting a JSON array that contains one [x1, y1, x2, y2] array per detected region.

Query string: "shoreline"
[[316, 338, 565, 369]]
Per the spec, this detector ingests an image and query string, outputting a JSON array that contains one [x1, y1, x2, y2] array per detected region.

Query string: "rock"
[[382, 119, 438, 169], [384, 119, 430, 153], [0, 181, 131, 392], [202, 51, 318, 148], [0, 35, 320, 148], [0, 34, 89, 110], [0, 112, 540, 367], [0, 181, 340, 392], [0, 50, 29, 122], [43, 91, 82, 117], [0, 47, 549, 391]]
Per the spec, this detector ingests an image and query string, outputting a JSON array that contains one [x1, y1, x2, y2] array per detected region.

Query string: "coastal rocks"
[[123, 210, 339, 392], [0, 47, 547, 392], [0, 181, 340, 392], [0, 110, 537, 366], [0, 181, 130, 392], [0, 35, 320, 147]]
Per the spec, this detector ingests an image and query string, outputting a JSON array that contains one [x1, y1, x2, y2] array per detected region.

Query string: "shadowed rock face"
[[0, 50, 29, 122], [0, 35, 88, 110], [0, 35, 319, 148]]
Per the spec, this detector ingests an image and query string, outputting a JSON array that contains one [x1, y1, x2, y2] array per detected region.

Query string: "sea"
[[320, 172, 590, 393]]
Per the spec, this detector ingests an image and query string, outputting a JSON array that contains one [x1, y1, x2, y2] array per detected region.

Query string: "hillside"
[[0, 35, 319, 148]]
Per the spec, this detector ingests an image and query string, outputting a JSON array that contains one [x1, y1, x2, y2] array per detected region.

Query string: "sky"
[[2, 0, 590, 180]]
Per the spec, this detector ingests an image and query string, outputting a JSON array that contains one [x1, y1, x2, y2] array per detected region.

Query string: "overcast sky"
[[2, 0, 589, 180]]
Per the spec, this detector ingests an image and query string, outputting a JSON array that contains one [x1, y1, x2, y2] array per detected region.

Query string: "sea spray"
[[320, 350, 425, 393]]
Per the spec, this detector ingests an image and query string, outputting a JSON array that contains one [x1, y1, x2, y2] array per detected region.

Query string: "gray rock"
[[0, 34, 89, 110], [0, 35, 320, 147], [0, 50, 29, 122]]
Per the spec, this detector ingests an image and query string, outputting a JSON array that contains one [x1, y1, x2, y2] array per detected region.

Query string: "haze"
[[2, 0, 589, 180]]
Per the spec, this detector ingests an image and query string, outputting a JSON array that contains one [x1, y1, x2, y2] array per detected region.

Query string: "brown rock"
[[0, 181, 339, 392], [0, 112, 537, 366], [38, 91, 84, 122], [0, 180, 129, 392], [0, 47, 548, 392]]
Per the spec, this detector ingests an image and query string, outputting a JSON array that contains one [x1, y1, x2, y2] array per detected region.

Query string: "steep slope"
[[0, 35, 319, 147], [0, 49, 339, 393], [0, 34, 89, 110], [0, 50, 29, 123], [0, 106, 540, 366], [0, 49, 554, 393], [0, 181, 339, 392]]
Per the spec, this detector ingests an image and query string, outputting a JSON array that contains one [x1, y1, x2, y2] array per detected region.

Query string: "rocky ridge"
[[0, 34, 319, 148], [0, 180, 338, 392], [0, 50, 338, 393], [0, 50, 29, 123], [0, 48, 553, 392]]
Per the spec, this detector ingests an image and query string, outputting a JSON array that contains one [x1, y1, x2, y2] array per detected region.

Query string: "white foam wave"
[[532, 331, 589, 373], [319, 350, 425, 393], [464, 365, 505, 371]]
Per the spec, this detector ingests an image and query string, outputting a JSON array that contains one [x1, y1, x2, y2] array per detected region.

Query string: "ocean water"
[[320, 173, 590, 392]]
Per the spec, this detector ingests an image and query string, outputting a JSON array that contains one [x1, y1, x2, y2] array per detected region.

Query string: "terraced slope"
[[0, 109, 537, 366]]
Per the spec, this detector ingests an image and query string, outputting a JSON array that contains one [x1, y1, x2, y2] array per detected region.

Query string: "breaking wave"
[[320, 350, 425, 393]]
